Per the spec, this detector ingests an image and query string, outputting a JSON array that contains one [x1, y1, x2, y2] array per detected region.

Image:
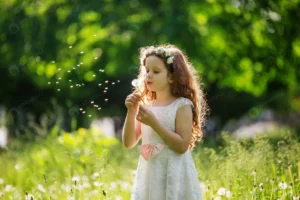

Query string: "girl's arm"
[[122, 111, 142, 149], [150, 105, 193, 154]]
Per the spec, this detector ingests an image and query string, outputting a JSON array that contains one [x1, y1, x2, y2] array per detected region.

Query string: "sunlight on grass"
[[0, 125, 299, 199]]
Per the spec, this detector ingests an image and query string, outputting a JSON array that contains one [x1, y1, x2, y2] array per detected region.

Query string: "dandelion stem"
[[136, 87, 145, 105], [298, 161, 300, 182], [270, 181, 273, 200], [288, 165, 295, 195]]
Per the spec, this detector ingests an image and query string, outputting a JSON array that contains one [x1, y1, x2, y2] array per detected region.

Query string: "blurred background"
[[0, 0, 300, 199]]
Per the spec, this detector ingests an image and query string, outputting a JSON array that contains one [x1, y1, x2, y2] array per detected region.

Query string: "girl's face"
[[144, 55, 173, 92]]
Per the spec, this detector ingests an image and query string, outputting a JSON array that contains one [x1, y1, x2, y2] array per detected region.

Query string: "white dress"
[[130, 97, 203, 200]]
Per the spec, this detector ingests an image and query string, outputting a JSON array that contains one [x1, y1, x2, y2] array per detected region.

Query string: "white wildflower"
[[4, 185, 12, 192], [91, 172, 99, 180], [217, 187, 226, 195], [72, 176, 80, 183], [226, 190, 232, 198], [199, 182, 209, 193], [167, 56, 174, 64], [278, 181, 287, 190], [164, 51, 172, 57], [37, 184, 46, 193], [155, 47, 165, 54], [25, 193, 35, 200]]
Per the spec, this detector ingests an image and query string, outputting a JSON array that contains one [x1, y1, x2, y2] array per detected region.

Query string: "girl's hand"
[[136, 105, 157, 127], [125, 92, 142, 115]]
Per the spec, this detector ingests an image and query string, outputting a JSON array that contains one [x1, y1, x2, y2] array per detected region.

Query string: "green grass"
[[0, 125, 299, 199]]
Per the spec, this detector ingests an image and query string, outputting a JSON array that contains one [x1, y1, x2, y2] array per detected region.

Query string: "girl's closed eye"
[[146, 70, 159, 74]]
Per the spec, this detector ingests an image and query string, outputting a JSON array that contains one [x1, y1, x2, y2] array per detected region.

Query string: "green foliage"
[[0, 0, 299, 117], [0, 126, 136, 199], [194, 130, 300, 199]]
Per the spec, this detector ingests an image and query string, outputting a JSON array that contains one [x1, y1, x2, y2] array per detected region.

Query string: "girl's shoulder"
[[176, 97, 194, 109]]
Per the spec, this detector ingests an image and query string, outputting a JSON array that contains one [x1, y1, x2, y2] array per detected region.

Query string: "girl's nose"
[[146, 74, 152, 79]]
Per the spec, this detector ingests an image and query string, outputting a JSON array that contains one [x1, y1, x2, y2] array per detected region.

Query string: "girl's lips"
[[146, 82, 153, 85]]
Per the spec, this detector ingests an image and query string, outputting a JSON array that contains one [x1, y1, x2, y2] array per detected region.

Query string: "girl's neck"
[[152, 93, 177, 106]]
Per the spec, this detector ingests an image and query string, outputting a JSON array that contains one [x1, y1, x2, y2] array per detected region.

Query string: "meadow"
[[0, 124, 299, 200]]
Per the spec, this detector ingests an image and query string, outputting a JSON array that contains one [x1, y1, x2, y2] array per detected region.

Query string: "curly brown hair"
[[133, 44, 209, 151]]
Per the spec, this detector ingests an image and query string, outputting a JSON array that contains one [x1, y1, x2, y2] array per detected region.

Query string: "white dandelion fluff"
[[217, 187, 226, 196]]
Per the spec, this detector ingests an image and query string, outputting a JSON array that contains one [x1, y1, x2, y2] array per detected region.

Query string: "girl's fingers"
[[139, 105, 145, 111]]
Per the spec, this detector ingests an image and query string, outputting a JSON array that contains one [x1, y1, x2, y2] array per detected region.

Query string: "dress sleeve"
[[177, 97, 194, 110]]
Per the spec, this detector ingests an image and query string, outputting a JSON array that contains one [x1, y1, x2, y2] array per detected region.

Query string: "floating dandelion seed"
[[98, 84, 102, 86], [79, 108, 83, 110], [91, 101, 94, 104], [93, 34, 96, 37], [98, 108, 101, 110], [69, 46, 72, 48], [70, 85, 73, 88], [105, 87, 108, 90], [103, 90, 107, 93], [57, 89, 60, 91], [56, 81, 59, 84], [105, 99, 108, 101], [94, 105, 98, 107], [67, 70, 71, 73], [117, 80, 120, 82], [48, 82, 51, 84], [73, 67, 76, 70], [82, 111, 86, 114], [58, 77, 62, 80], [69, 80, 72, 82], [105, 80, 108, 83], [80, 51, 84, 54], [112, 82, 115, 85], [88, 115, 92, 117], [58, 68, 61, 70], [93, 75, 96, 77], [52, 61, 55, 63], [80, 62, 83, 65], [94, 57, 98, 59]]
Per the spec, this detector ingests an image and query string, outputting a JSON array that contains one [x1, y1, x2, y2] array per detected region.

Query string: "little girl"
[[123, 44, 209, 200]]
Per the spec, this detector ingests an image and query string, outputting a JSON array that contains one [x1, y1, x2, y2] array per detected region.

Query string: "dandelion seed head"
[[217, 187, 226, 196]]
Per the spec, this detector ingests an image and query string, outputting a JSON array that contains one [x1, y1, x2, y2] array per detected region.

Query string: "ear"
[[168, 74, 174, 83]]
